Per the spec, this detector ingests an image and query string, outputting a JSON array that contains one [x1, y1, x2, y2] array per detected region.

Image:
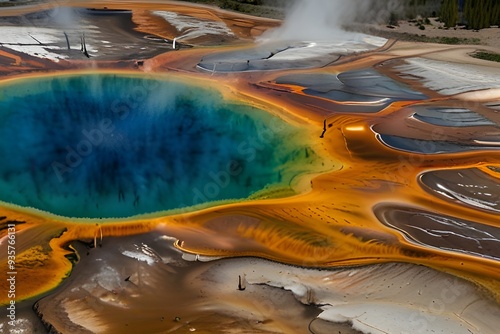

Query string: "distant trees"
[[235, 0, 263, 4], [493, 2, 500, 25], [440, 0, 458, 27], [464, 0, 500, 29], [440, 0, 500, 29], [464, 0, 485, 29], [220, 0, 263, 11]]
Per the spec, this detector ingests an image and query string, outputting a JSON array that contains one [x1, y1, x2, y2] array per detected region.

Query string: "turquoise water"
[[0, 74, 314, 219]]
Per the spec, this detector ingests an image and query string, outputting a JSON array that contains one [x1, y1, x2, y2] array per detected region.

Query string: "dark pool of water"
[[275, 69, 427, 113], [419, 168, 500, 213], [375, 204, 500, 261], [377, 134, 500, 154], [412, 107, 495, 127]]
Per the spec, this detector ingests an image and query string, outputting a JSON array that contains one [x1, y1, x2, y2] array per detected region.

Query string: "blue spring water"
[[0, 74, 314, 219]]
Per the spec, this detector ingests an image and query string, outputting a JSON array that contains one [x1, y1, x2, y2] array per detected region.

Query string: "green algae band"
[[0, 74, 312, 219]]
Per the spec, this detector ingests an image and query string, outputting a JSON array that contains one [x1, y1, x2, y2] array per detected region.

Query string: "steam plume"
[[262, 0, 404, 42]]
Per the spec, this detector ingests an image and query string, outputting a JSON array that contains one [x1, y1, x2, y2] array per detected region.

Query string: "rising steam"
[[261, 0, 403, 42]]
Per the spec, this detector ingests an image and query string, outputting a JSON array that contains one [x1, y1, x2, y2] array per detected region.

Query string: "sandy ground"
[[370, 17, 500, 47], [359, 17, 500, 75]]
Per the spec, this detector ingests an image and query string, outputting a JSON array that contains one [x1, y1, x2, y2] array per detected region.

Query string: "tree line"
[[441, 0, 500, 29]]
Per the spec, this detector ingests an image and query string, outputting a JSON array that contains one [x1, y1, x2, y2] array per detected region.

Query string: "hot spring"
[[0, 73, 318, 219]]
